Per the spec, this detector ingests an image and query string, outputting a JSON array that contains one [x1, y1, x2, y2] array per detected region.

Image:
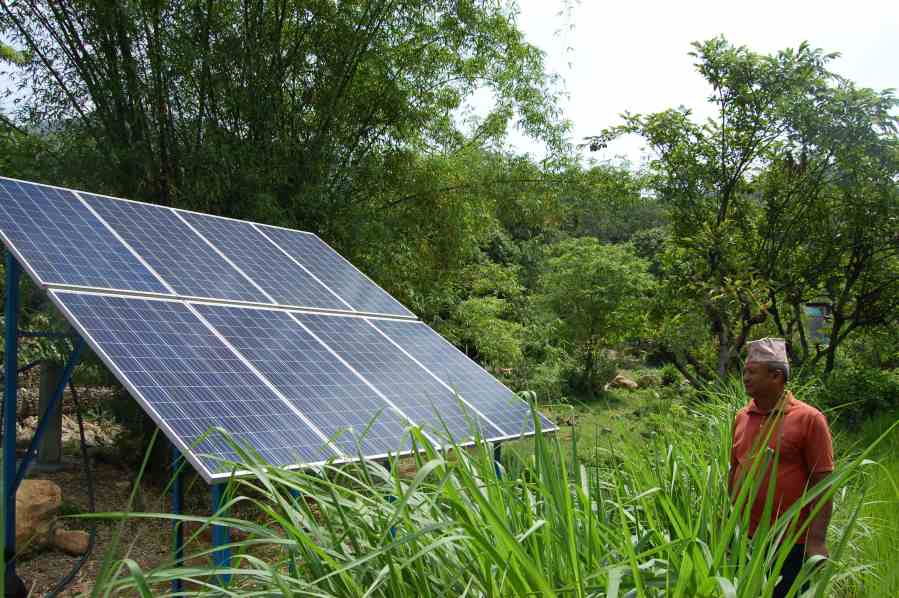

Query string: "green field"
[[76, 380, 898, 597]]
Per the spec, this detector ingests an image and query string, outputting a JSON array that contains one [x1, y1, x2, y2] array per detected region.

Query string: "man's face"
[[742, 361, 780, 399]]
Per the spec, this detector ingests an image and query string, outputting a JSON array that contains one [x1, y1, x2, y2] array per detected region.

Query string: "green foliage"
[[446, 296, 525, 368], [83, 388, 897, 597], [1, 0, 566, 225], [562, 164, 664, 243], [660, 363, 680, 386], [812, 367, 899, 427], [591, 37, 898, 382], [538, 238, 654, 395]]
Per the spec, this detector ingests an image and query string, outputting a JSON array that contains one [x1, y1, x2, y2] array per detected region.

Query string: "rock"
[[557, 414, 578, 427], [637, 374, 660, 388], [607, 375, 639, 391], [15, 479, 62, 554], [52, 529, 90, 556]]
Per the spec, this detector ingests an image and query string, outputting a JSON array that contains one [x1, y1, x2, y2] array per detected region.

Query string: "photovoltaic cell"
[[259, 226, 414, 317], [0, 178, 168, 294], [5, 176, 559, 483], [83, 193, 270, 303], [372, 320, 557, 436], [179, 211, 349, 311], [295, 313, 498, 444], [51, 291, 338, 478], [194, 304, 413, 456]]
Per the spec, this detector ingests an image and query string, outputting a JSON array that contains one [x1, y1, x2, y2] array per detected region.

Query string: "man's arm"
[[803, 411, 835, 558], [805, 470, 833, 558]]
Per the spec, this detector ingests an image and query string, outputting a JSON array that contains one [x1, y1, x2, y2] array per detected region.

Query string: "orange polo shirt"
[[731, 392, 834, 540]]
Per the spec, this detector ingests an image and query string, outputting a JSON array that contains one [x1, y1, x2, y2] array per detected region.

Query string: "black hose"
[[43, 381, 97, 598]]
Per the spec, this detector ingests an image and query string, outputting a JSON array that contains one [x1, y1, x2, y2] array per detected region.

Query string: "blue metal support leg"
[[4, 251, 21, 583], [494, 443, 503, 480], [211, 483, 231, 584], [171, 442, 184, 594], [13, 339, 86, 490]]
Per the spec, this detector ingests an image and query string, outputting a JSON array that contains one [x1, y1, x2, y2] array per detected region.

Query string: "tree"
[[538, 238, 654, 395], [0, 0, 566, 233], [562, 164, 664, 244], [753, 84, 899, 373], [588, 38, 894, 379]]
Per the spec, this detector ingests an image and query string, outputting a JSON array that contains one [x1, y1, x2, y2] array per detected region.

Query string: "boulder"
[[607, 375, 639, 391], [52, 529, 91, 556], [15, 479, 62, 553]]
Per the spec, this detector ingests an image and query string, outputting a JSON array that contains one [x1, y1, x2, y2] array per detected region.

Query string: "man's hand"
[[805, 470, 833, 563], [805, 539, 829, 560]]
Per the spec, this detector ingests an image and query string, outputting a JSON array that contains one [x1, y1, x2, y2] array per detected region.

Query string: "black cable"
[[43, 381, 97, 598]]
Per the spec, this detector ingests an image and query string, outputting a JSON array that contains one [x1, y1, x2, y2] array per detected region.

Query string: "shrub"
[[660, 362, 680, 386], [813, 366, 899, 426]]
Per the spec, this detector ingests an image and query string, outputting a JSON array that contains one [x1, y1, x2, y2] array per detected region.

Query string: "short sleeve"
[[803, 412, 834, 474]]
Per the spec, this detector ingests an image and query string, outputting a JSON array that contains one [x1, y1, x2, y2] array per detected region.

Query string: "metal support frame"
[[4, 251, 21, 581], [4, 252, 87, 587], [211, 483, 231, 584], [493, 443, 503, 479], [3, 249, 241, 592], [13, 339, 85, 490], [171, 442, 184, 595]]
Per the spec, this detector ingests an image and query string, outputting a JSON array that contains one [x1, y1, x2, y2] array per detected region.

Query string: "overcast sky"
[[504, 0, 899, 163]]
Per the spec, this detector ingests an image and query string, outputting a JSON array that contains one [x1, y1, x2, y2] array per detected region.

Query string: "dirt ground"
[[11, 379, 215, 597], [9, 378, 455, 596], [17, 461, 164, 596]]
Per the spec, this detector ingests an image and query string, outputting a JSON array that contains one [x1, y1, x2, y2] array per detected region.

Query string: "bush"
[[813, 366, 899, 426], [660, 363, 680, 386]]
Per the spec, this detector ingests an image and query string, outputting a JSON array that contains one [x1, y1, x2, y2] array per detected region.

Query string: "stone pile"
[[16, 479, 90, 556]]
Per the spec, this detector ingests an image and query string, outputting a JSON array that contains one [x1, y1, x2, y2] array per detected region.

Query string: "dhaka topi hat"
[[746, 337, 788, 365]]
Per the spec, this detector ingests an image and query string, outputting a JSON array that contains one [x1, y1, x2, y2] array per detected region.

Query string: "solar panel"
[[4, 177, 558, 483], [294, 313, 501, 444], [193, 303, 413, 457], [259, 225, 414, 317], [178, 211, 350, 311], [50, 291, 340, 479], [83, 193, 271, 303], [371, 319, 557, 436], [0, 178, 169, 294]]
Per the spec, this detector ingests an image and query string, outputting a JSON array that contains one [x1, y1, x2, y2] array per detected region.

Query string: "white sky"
[[504, 0, 899, 164]]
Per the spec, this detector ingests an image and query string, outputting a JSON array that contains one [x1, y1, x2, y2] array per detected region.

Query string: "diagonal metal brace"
[[13, 338, 86, 491]]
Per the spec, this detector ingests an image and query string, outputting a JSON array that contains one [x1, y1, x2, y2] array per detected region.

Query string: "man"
[[729, 338, 834, 598]]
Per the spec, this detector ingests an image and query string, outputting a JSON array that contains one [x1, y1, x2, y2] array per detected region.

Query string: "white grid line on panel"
[[74, 191, 178, 296], [173, 209, 278, 305], [0, 179, 168, 294], [0, 228, 48, 288], [260, 222, 415, 316], [285, 311, 443, 448], [252, 224, 357, 312], [259, 226, 413, 318], [185, 302, 349, 461], [46, 289, 216, 482], [370, 320, 557, 438], [363, 319, 508, 438]]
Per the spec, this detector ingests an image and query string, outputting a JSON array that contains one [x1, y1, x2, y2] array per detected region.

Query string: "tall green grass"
[[82, 384, 897, 597]]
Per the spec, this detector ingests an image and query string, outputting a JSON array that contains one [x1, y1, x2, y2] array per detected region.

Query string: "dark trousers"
[[773, 543, 810, 598]]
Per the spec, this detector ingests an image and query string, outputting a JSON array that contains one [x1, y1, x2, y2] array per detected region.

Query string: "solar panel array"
[[2, 177, 556, 482]]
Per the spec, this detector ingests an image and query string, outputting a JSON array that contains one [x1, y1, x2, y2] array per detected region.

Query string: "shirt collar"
[[747, 390, 795, 415]]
